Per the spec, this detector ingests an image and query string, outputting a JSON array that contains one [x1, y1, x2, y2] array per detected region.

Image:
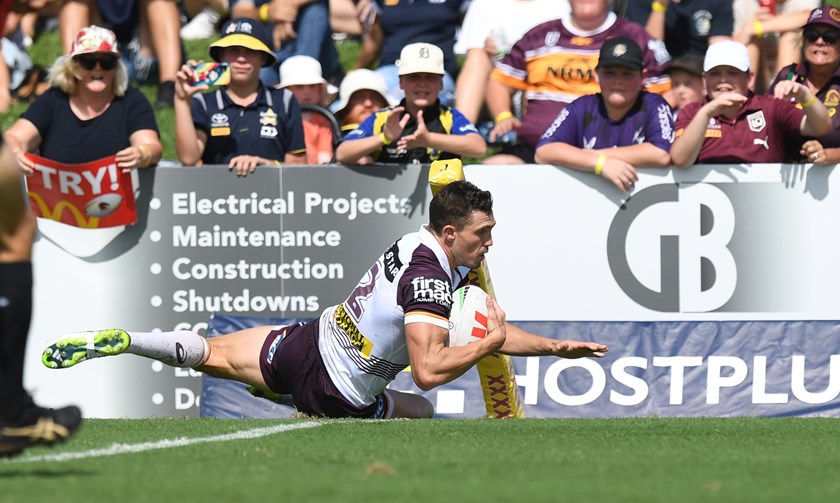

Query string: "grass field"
[[2, 417, 839, 502]]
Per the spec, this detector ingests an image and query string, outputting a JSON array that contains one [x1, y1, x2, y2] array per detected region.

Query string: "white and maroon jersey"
[[318, 226, 471, 407]]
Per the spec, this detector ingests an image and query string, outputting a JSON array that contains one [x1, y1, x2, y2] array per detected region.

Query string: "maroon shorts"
[[258, 318, 386, 418]]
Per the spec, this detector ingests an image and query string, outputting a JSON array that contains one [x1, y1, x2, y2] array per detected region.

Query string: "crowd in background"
[[3, 0, 840, 182]]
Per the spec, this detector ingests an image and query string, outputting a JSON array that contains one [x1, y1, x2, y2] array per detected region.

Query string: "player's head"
[[430, 181, 495, 269], [430, 181, 493, 233]]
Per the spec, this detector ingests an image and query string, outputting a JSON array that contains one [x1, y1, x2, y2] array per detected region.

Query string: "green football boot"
[[42, 329, 131, 369]]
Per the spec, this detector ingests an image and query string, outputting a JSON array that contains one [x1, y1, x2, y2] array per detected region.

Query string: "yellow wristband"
[[259, 3, 270, 22], [594, 154, 606, 176], [495, 111, 514, 124], [801, 95, 818, 108], [754, 20, 764, 37], [651, 1, 667, 13], [380, 132, 392, 145]]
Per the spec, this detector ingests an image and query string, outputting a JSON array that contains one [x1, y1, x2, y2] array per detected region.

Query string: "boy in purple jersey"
[[535, 37, 674, 193], [671, 40, 831, 166], [40, 181, 608, 419]]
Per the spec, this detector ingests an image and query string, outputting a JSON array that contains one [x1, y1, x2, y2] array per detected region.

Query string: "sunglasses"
[[75, 54, 118, 71], [803, 27, 840, 45]]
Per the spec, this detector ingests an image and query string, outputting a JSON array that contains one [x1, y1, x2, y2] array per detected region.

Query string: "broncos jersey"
[[318, 226, 471, 407]]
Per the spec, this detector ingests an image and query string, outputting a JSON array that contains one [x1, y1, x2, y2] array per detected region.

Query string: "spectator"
[[732, 0, 816, 92], [279, 55, 339, 164], [670, 40, 830, 166], [453, 0, 570, 123], [336, 42, 486, 164], [174, 18, 306, 176], [355, 0, 469, 106], [332, 67, 394, 137], [769, 5, 840, 164], [231, 0, 341, 86], [59, 0, 182, 108], [625, 0, 733, 58], [3, 25, 162, 174], [484, 0, 672, 164], [0, 137, 82, 458], [664, 53, 706, 116], [535, 37, 673, 193]]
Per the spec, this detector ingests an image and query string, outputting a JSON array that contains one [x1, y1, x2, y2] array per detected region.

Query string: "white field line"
[[3, 421, 322, 464]]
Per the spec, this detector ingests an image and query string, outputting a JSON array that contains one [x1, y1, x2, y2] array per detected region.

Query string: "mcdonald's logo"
[[28, 192, 101, 229]]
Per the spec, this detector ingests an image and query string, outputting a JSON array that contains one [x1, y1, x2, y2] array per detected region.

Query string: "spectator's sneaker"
[[42, 329, 131, 369], [180, 7, 221, 40], [0, 404, 82, 458]]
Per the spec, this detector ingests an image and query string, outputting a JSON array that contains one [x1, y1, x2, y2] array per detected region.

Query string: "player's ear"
[[442, 223, 457, 245]]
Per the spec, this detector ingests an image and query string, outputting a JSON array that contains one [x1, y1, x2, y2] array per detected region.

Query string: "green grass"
[[1, 30, 363, 162], [2, 418, 839, 502]]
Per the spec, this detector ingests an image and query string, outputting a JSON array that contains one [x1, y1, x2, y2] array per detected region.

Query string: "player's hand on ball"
[[554, 340, 609, 359], [484, 296, 506, 351]]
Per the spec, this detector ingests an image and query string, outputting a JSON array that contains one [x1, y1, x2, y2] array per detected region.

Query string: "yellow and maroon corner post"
[[429, 159, 524, 418]]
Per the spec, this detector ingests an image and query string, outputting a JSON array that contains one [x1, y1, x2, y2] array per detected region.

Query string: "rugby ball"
[[447, 285, 490, 347]]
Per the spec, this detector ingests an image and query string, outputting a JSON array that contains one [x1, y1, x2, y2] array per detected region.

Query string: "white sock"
[[124, 330, 209, 368]]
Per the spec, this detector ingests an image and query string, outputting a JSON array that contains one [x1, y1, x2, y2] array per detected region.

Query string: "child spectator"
[[535, 37, 673, 193], [279, 55, 339, 164], [337, 42, 486, 164], [664, 53, 706, 116]]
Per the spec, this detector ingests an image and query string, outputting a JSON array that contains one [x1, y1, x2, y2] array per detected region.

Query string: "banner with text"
[[26, 153, 137, 228], [25, 163, 840, 418]]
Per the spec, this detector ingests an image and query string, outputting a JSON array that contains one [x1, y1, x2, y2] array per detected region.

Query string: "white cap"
[[331, 69, 396, 115], [397, 43, 445, 76], [703, 40, 751, 72], [278, 55, 338, 94]]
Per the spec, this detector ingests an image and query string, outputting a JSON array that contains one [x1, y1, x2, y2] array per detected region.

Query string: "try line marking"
[[3, 421, 322, 464]]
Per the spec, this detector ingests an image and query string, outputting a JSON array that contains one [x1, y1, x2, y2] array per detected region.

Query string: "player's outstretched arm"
[[499, 323, 608, 359]]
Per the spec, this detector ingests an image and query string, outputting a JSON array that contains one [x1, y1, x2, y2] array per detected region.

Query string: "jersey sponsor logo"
[[265, 330, 286, 364], [542, 108, 570, 139], [210, 113, 231, 136], [335, 304, 374, 358], [657, 103, 674, 142], [705, 129, 722, 138], [826, 89, 840, 107], [747, 111, 766, 133], [583, 136, 596, 149], [753, 136, 769, 150], [693, 11, 713, 36], [410, 276, 452, 307], [211, 113, 229, 126], [383, 241, 403, 282], [632, 127, 645, 144]]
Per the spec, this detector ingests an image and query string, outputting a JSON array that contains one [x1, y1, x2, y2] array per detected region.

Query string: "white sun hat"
[[278, 55, 338, 94]]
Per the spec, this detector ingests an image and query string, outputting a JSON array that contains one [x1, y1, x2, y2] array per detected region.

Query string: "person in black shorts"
[[0, 136, 82, 457]]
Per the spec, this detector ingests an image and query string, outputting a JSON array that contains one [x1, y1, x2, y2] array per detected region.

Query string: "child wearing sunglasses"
[[3, 25, 162, 174], [768, 6, 840, 164]]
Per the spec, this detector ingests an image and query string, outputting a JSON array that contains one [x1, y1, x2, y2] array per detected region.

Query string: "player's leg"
[[384, 389, 434, 419], [0, 144, 81, 457], [43, 326, 275, 390]]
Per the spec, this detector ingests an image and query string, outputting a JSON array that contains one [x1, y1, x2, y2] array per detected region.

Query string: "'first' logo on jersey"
[[411, 276, 451, 306]]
